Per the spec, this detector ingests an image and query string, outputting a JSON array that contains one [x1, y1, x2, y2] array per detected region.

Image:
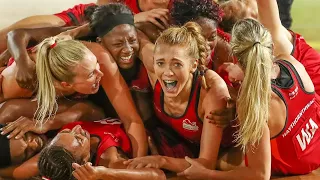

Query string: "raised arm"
[[256, 0, 293, 55], [6, 27, 73, 89], [87, 42, 147, 157], [0, 15, 66, 53], [137, 30, 158, 88]]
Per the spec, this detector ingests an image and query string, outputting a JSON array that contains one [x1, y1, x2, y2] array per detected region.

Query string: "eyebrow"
[[87, 62, 98, 77]]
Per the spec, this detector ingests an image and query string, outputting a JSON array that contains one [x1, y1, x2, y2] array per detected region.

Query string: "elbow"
[[7, 29, 23, 40], [152, 169, 166, 180]]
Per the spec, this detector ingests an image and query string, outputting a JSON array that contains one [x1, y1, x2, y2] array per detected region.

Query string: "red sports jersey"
[[61, 119, 132, 165], [153, 73, 235, 147], [153, 75, 203, 143], [124, 0, 174, 14], [54, 3, 95, 26], [129, 63, 151, 92], [270, 60, 320, 175], [290, 31, 320, 95]]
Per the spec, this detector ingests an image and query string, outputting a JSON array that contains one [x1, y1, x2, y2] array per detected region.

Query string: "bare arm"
[[179, 123, 271, 180], [42, 100, 105, 132], [7, 26, 72, 64], [137, 30, 157, 87], [256, 0, 293, 55], [97, 147, 166, 180], [0, 15, 66, 52], [0, 99, 105, 139], [208, 124, 271, 180], [12, 154, 40, 180], [87, 42, 147, 157]]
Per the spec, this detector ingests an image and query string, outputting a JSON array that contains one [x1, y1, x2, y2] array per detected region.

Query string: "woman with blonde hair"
[[122, 21, 235, 173], [0, 28, 147, 158], [177, 18, 320, 179]]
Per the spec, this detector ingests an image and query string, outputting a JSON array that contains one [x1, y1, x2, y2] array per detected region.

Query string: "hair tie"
[[253, 41, 260, 47], [50, 42, 57, 49], [42, 176, 51, 180]]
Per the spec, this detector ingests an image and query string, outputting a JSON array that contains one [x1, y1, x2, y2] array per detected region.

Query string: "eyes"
[[156, 62, 183, 68], [208, 32, 217, 42], [112, 38, 137, 47]]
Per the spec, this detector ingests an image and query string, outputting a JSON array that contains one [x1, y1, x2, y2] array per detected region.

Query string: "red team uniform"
[[270, 60, 320, 175], [153, 72, 235, 152], [61, 119, 132, 165], [54, 3, 95, 26], [290, 31, 320, 95]]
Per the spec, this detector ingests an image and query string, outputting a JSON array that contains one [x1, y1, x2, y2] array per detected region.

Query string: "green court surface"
[[291, 0, 320, 51]]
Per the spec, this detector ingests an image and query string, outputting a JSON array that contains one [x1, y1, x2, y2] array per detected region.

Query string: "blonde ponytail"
[[35, 37, 89, 126], [231, 19, 273, 151], [155, 21, 210, 88]]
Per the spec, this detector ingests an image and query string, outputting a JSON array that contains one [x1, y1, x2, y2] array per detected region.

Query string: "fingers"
[[149, 18, 165, 30], [72, 163, 81, 169], [123, 159, 133, 165], [0, 117, 23, 136], [177, 170, 186, 177], [72, 162, 93, 180]]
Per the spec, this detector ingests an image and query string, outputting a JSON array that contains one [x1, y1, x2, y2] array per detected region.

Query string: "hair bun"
[[183, 22, 202, 35]]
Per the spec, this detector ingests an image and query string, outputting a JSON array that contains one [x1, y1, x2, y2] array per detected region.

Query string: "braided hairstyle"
[[170, 0, 223, 26], [155, 22, 210, 88], [38, 146, 82, 180]]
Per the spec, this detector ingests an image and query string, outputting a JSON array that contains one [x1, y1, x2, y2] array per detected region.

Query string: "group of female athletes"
[[0, 0, 319, 180]]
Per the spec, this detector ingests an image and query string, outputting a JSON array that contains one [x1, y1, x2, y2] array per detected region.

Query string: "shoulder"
[[202, 70, 230, 106], [204, 69, 229, 93], [82, 41, 117, 68]]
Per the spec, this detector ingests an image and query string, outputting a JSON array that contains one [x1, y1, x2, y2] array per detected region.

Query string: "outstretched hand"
[[0, 116, 47, 139]]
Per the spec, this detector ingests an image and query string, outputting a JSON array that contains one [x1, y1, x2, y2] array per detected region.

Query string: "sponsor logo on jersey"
[[183, 119, 199, 132]]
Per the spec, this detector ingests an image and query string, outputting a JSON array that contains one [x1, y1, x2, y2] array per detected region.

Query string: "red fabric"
[[153, 77, 203, 143], [129, 63, 151, 92], [290, 31, 320, 95], [61, 119, 132, 165], [153, 75, 235, 148], [54, 3, 95, 26], [124, 0, 141, 14], [7, 57, 14, 67], [270, 60, 320, 175]]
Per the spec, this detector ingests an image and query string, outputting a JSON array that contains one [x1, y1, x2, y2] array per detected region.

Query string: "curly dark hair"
[[170, 0, 224, 26], [38, 146, 82, 180], [89, 3, 133, 30]]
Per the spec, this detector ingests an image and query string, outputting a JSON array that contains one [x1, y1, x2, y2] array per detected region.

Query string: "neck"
[[89, 136, 100, 154], [164, 74, 194, 104], [54, 85, 76, 97]]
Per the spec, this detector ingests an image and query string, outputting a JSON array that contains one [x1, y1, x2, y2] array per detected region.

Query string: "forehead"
[[196, 18, 217, 36], [103, 24, 137, 40], [154, 44, 192, 61], [51, 133, 79, 148], [73, 51, 97, 74]]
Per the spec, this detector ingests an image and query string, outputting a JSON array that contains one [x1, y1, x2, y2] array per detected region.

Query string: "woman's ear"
[[190, 59, 198, 73]]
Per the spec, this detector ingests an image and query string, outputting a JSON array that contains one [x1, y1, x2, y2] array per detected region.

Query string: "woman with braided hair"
[[38, 120, 165, 180], [176, 18, 320, 179], [123, 21, 235, 173]]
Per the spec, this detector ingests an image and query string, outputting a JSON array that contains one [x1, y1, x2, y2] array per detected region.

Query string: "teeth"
[[163, 80, 177, 90], [121, 55, 132, 61], [164, 80, 175, 83]]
